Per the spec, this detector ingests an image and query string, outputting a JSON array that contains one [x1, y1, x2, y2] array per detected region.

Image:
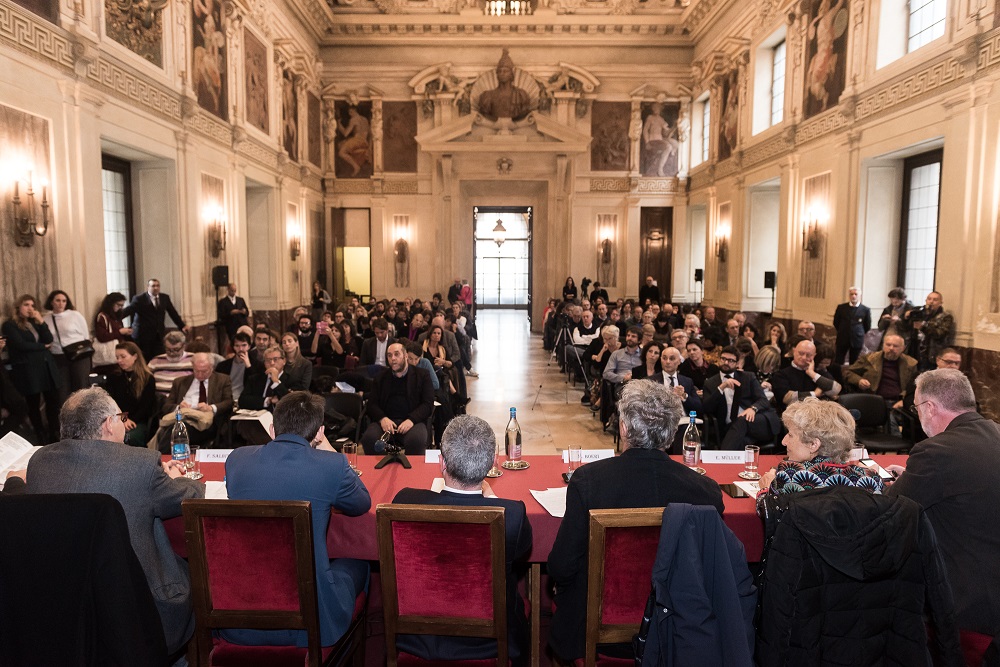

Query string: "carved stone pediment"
[[416, 111, 591, 154]]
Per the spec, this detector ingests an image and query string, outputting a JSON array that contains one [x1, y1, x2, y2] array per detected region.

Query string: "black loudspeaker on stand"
[[764, 271, 776, 312], [212, 265, 229, 288]]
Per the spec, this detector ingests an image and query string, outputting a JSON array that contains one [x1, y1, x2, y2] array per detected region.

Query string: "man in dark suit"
[[361, 342, 434, 455], [163, 352, 233, 447], [3, 386, 204, 659], [638, 275, 660, 307], [887, 369, 1000, 638], [547, 380, 724, 662], [651, 346, 702, 416], [216, 282, 250, 342], [392, 415, 532, 665], [224, 391, 370, 649], [238, 345, 292, 411], [770, 339, 842, 413], [702, 346, 779, 450], [123, 278, 188, 360], [359, 318, 395, 372], [833, 286, 872, 364]]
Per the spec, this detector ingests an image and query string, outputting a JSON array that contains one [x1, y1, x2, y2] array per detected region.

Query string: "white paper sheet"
[[431, 477, 445, 493], [530, 487, 568, 518], [0, 432, 40, 490], [204, 481, 229, 499], [733, 480, 760, 496]]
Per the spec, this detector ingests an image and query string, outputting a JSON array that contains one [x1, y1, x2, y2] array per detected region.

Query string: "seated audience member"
[[403, 339, 439, 391], [901, 347, 963, 417], [764, 320, 788, 353], [312, 318, 348, 368], [285, 307, 310, 334], [148, 331, 193, 394], [602, 326, 643, 385], [359, 318, 395, 370], [571, 309, 600, 348], [360, 342, 435, 455], [735, 337, 758, 374], [796, 320, 817, 342], [3, 386, 204, 658], [239, 345, 292, 412], [630, 341, 661, 381], [770, 339, 841, 412], [679, 339, 719, 391], [252, 326, 275, 364], [338, 321, 361, 358], [740, 322, 760, 346], [408, 313, 427, 341], [105, 342, 157, 447], [814, 342, 843, 387], [391, 415, 532, 664], [290, 315, 315, 360], [723, 319, 741, 347], [844, 334, 917, 408], [547, 380, 724, 662], [651, 346, 702, 416], [224, 392, 371, 649], [279, 332, 314, 391], [702, 346, 779, 451], [640, 323, 656, 349], [163, 352, 233, 447], [757, 399, 883, 510], [754, 344, 782, 391], [670, 329, 690, 356], [418, 314, 467, 399], [215, 332, 263, 403], [887, 369, 1000, 638]]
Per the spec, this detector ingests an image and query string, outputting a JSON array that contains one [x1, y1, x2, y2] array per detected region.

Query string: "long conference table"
[[166, 451, 906, 667]]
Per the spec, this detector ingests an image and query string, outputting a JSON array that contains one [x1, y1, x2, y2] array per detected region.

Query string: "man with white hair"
[[887, 369, 1000, 638], [163, 351, 233, 447], [4, 386, 204, 658], [548, 380, 724, 661], [833, 286, 871, 364], [391, 415, 532, 664]]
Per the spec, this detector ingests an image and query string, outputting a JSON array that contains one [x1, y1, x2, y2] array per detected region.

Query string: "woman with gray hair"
[[757, 398, 883, 511]]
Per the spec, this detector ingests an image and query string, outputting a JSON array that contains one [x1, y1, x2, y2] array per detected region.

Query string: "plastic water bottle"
[[505, 407, 521, 462], [682, 411, 701, 468], [171, 408, 190, 468]]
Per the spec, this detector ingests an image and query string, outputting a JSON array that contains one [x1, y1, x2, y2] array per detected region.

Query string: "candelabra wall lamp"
[[206, 206, 226, 258], [802, 209, 825, 258], [714, 225, 730, 263], [11, 169, 50, 247], [492, 219, 507, 247], [289, 225, 301, 261]]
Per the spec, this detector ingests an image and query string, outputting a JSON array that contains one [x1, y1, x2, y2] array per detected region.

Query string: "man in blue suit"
[[392, 415, 533, 666], [224, 391, 370, 648]]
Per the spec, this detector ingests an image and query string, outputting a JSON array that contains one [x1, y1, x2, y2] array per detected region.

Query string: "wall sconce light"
[[289, 224, 301, 261], [714, 226, 729, 263], [492, 219, 506, 247], [11, 169, 50, 247], [802, 208, 825, 258], [205, 206, 226, 258]]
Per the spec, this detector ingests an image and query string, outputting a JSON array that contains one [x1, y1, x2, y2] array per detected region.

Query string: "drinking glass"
[[568, 444, 582, 474], [740, 445, 760, 480], [343, 442, 361, 475], [185, 445, 203, 480]]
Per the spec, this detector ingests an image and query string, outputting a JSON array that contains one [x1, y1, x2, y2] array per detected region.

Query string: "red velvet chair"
[[582, 508, 665, 667], [960, 629, 994, 667], [376, 504, 508, 667], [183, 499, 367, 667]]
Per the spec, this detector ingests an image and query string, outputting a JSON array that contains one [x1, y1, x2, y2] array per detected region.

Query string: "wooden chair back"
[[585, 507, 665, 667], [377, 503, 507, 667]]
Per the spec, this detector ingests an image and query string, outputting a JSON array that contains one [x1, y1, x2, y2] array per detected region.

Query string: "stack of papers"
[[530, 487, 568, 518], [204, 481, 229, 499]]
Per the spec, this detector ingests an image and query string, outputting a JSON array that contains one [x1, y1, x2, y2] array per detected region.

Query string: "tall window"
[[898, 150, 943, 304], [770, 41, 786, 126], [701, 99, 710, 163], [101, 156, 136, 298], [908, 0, 946, 52]]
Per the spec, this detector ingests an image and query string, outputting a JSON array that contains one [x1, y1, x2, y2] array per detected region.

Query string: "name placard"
[[561, 449, 616, 464], [701, 451, 745, 464], [424, 450, 441, 464], [197, 449, 233, 462]]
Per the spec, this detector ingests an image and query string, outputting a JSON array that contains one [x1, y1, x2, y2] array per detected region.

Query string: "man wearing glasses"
[[887, 369, 1000, 641], [3, 386, 204, 660], [702, 346, 779, 450]]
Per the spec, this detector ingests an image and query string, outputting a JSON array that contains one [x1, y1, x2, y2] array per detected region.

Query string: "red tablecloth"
[[166, 453, 907, 563]]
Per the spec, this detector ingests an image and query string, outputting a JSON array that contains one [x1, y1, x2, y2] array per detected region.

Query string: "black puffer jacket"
[[756, 487, 964, 667]]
